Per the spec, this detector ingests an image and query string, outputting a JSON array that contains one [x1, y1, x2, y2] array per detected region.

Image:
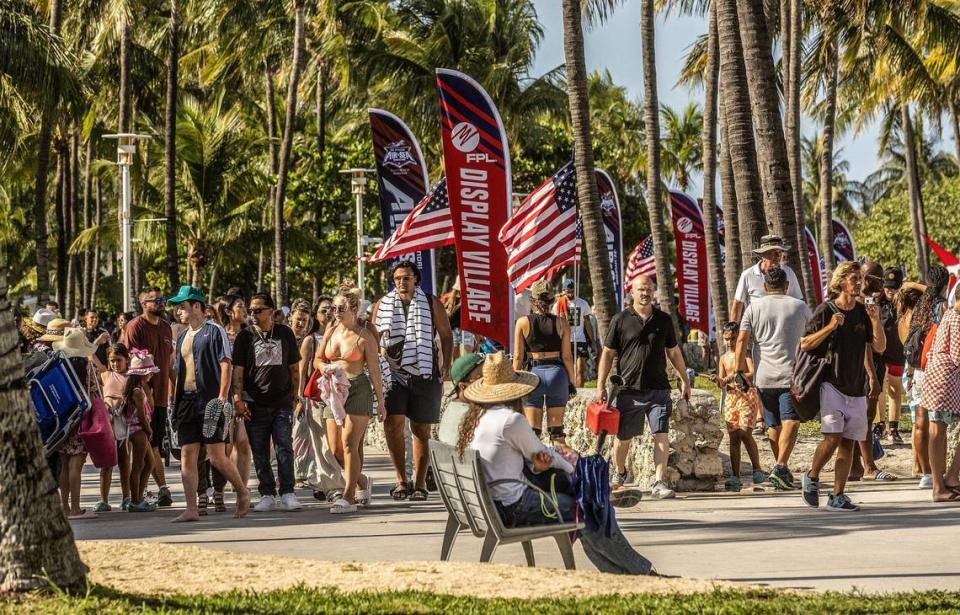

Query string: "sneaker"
[[801, 471, 820, 508], [156, 486, 173, 507], [752, 470, 767, 485], [919, 474, 933, 489], [826, 493, 860, 512], [253, 495, 276, 512], [280, 493, 303, 511], [93, 500, 112, 513], [785, 467, 797, 487], [650, 480, 676, 500], [873, 423, 885, 441], [890, 429, 905, 445], [769, 465, 794, 490], [121, 497, 131, 512]]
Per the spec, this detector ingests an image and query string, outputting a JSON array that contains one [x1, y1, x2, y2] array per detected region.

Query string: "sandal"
[[355, 475, 372, 506], [213, 491, 226, 513], [330, 497, 358, 514], [866, 470, 898, 482], [409, 488, 428, 502], [724, 477, 743, 492], [326, 490, 343, 503], [198, 493, 208, 516], [390, 481, 411, 501]]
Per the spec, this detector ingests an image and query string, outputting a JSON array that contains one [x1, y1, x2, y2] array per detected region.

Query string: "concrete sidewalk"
[[70, 452, 960, 593]]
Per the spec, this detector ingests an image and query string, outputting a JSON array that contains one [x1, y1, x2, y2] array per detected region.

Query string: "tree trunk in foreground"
[[0, 275, 88, 592], [902, 104, 929, 280], [818, 38, 839, 278]]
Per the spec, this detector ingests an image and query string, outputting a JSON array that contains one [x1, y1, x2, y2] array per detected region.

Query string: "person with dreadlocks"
[[456, 352, 656, 575], [904, 265, 950, 490]]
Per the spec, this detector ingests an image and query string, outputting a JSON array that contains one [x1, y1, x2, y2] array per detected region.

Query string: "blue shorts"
[[523, 364, 569, 409], [758, 387, 800, 427], [614, 389, 672, 437]]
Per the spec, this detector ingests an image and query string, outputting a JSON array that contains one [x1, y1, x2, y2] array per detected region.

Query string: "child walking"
[[125, 349, 160, 512], [717, 322, 765, 491], [96, 344, 132, 511]]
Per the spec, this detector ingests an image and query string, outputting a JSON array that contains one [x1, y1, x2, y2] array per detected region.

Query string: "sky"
[[529, 0, 884, 195]]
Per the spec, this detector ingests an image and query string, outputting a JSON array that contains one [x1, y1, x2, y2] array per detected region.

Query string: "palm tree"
[[660, 102, 703, 193], [561, 0, 617, 334], [639, 0, 679, 330], [0, 274, 87, 592], [734, 0, 807, 300], [273, 0, 307, 305], [716, 0, 765, 269], [800, 135, 868, 225], [818, 33, 839, 275], [163, 0, 180, 289], [699, 1, 728, 326]]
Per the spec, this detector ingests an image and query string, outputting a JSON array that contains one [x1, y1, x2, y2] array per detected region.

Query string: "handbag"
[[78, 366, 118, 469], [872, 433, 885, 460], [304, 368, 323, 402], [790, 303, 838, 422]]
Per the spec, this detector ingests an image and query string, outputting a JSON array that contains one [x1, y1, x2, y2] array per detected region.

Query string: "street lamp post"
[[340, 168, 376, 301], [104, 133, 150, 312]]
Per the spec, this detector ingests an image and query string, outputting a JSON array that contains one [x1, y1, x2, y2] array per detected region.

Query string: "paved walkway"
[[71, 452, 960, 593]]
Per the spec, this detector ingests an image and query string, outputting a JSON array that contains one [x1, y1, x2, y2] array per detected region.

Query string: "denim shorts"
[[614, 389, 672, 437], [523, 363, 569, 409], [758, 387, 800, 427]]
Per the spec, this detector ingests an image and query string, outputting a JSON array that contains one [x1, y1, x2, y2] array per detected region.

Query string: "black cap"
[[763, 266, 788, 289], [883, 267, 904, 289]]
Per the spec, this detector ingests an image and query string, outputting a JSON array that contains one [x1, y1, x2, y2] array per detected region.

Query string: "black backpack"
[[790, 303, 838, 422], [904, 298, 946, 369]]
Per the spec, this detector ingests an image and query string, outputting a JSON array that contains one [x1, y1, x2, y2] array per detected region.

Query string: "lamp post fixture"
[[340, 168, 376, 301], [104, 133, 151, 312]]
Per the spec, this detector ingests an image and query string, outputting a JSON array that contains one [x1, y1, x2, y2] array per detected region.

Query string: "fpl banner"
[[368, 108, 435, 294], [833, 219, 856, 263], [596, 169, 624, 301], [669, 191, 711, 335], [436, 68, 513, 348], [804, 227, 824, 304]]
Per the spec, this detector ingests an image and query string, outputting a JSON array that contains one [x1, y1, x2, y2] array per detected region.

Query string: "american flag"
[[499, 161, 579, 292], [366, 177, 453, 262], [625, 235, 656, 291]]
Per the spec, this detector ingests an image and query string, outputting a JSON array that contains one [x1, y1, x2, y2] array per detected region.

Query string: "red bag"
[[304, 368, 323, 402], [921, 322, 939, 370], [586, 400, 620, 436], [79, 397, 118, 468]]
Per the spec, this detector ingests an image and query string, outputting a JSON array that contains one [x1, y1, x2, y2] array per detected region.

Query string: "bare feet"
[[172, 510, 201, 523], [235, 488, 251, 518]]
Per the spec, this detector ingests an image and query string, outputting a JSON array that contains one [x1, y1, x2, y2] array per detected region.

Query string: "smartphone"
[[864, 296, 876, 306]]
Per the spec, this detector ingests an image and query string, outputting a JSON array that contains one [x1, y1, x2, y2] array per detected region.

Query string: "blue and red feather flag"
[[365, 178, 453, 262]]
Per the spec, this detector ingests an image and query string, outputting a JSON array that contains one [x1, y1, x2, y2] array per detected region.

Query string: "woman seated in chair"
[[456, 352, 657, 575]]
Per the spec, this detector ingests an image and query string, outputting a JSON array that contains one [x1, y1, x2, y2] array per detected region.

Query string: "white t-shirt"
[[470, 406, 573, 506], [740, 294, 812, 388], [552, 297, 593, 343], [734, 263, 803, 307]]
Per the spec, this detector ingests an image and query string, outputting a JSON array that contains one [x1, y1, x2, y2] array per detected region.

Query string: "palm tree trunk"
[[315, 59, 327, 239], [717, 0, 766, 268], [735, 0, 805, 299], [164, 0, 180, 289], [902, 104, 929, 279], [32, 0, 62, 303], [785, 0, 814, 304], [273, 0, 307, 306], [561, 0, 618, 335], [54, 142, 67, 308], [119, 22, 131, 133], [66, 131, 79, 319], [701, 1, 728, 326], [950, 99, 960, 172], [81, 139, 92, 308], [818, 38, 839, 277], [719, 108, 743, 301], [262, 67, 279, 297], [208, 261, 218, 299], [638, 0, 680, 333], [0, 276, 88, 592]]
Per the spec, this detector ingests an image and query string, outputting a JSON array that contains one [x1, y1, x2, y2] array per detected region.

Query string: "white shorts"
[[819, 382, 868, 440]]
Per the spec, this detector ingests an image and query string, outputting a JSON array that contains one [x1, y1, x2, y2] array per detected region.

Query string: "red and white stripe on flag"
[[625, 235, 656, 291], [366, 177, 453, 262], [499, 161, 579, 293]]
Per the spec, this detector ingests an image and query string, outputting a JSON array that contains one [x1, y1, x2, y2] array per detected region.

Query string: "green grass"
[[7, 584, 960, 614]]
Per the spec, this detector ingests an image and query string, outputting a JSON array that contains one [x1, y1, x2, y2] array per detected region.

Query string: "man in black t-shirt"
[[81, 308, 111, 368], [596, 275, 691, 500], [232, 293, 303, 512]]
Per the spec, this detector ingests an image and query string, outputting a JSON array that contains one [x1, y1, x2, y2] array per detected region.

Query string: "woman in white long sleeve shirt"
[[458, 353, 655, 575]]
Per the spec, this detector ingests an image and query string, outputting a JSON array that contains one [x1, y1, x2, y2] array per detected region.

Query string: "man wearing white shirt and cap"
[[731, 235, 805, 323]]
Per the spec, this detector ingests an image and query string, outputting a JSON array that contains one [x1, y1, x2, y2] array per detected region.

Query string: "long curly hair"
[[454, 398, 523, 456], [910, 265, 949, 329]]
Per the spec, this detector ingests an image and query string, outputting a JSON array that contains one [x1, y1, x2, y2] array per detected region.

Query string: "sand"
[[77, 541, 737, 599]]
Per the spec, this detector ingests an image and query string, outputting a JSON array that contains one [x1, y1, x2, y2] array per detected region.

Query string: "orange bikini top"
[[323, 330, 363, 363]]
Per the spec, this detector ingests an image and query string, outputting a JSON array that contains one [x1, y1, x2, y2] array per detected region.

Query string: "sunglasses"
[[319, 307, 332, 313], [249, 307, 270, 315], [333, 305, 349, 313], [142, 297, 167, 306]]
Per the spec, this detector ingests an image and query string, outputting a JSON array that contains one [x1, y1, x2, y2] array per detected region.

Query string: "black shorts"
[[574, 342, 591, 358], [174, 392, 227, 446], [150, 405, 167, 448], [614, 389, 672, 438], [385, 375, 443, 424]]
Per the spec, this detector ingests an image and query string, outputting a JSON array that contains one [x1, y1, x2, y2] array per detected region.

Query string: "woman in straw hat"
[[52, 328, 101, 519], [457, 353, 656, 575]]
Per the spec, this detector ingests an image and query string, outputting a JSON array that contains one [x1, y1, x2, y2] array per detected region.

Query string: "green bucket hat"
[[168, 285, 206, 305]]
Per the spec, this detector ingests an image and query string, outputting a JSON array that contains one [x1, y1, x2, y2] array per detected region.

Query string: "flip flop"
[[330, 497, 358, 514], [934, 491, 960, 503], [68, 510, 98, 520]]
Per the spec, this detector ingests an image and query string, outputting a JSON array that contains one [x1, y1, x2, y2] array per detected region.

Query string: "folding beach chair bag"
[[28, 353, 90, 454]]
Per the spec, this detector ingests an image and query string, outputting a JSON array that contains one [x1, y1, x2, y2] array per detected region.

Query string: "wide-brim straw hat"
[[52, 328, 99, 358], [39, 318, 72, 342], [464, 352, 539, 404], [752, 234, 791, 255]]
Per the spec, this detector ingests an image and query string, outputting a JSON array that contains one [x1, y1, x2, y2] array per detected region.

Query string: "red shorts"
[[886, 364, 905, 378]]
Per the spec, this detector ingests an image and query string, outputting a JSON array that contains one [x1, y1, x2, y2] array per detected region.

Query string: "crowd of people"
[[14, 238, 960, 575]]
